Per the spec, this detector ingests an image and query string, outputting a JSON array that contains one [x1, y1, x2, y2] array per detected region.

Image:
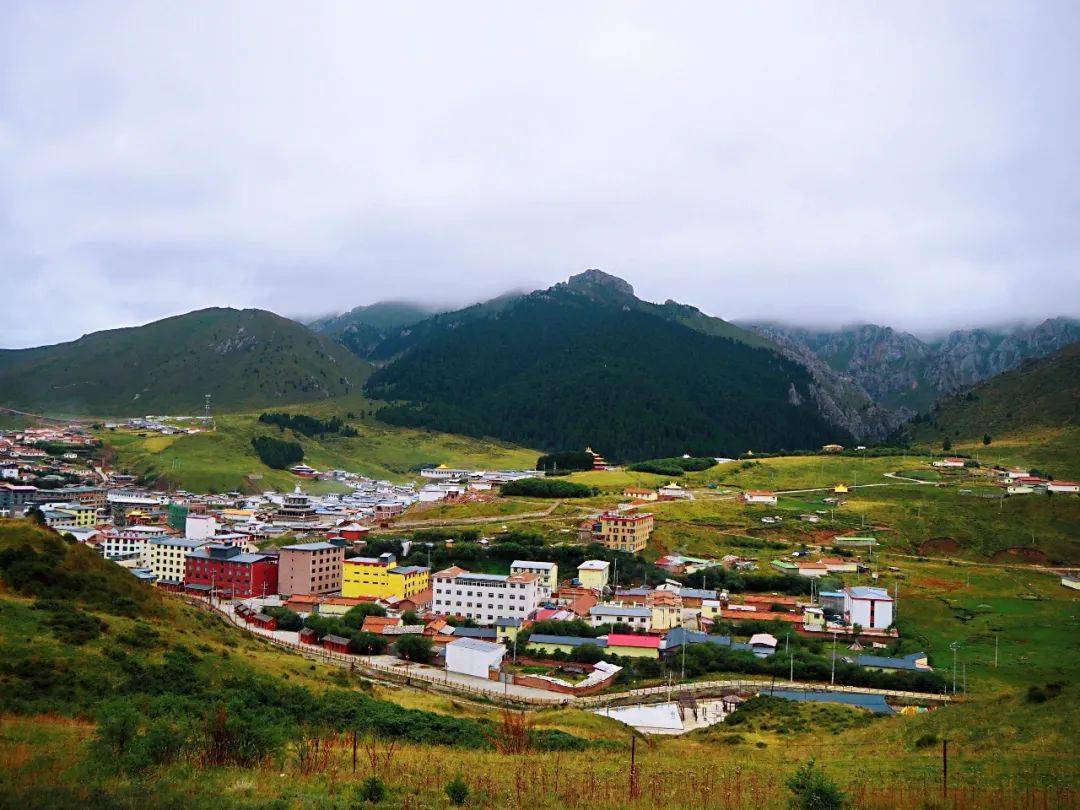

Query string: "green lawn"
[[100, 409, 540, 492]]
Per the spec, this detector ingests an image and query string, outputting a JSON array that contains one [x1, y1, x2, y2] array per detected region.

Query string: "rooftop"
[[606, 633, 661, 649]]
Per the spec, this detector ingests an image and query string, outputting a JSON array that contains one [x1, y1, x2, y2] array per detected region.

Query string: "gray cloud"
[[2, 2, 1078, 347]]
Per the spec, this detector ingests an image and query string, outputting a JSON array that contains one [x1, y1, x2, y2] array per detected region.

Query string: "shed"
[[299, 627, 319, 645], [445, 637, 505, 679], [322, 634, 351, 654]]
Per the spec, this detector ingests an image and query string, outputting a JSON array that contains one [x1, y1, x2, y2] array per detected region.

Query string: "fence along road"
[[176, 594, 953, 710]]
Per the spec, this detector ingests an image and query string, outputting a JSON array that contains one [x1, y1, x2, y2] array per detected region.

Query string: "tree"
[[941, 437, 952, 452], [786, 759, 846, 809], [348, 631, 388, 656], [341, 602, 387, 629], [570, 642, 604, 664], [395, 633, 434, 664], [983, 433, 992, 446]]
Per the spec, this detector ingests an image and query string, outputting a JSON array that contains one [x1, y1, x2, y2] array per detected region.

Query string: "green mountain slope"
[[308, 301, 441, 359], [366, 272, 847, 460], [905, 341, 1080, 443], [0, 308, 371, 416]]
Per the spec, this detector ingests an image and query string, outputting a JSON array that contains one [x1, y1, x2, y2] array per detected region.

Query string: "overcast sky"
[[2, 2, 1078, 348]]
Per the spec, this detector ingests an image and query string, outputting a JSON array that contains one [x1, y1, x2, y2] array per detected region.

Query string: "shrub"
[[445, 776, 469, 805], [786, 758, 846, 809], [500, 479, 594, 498], [357, 776, 386, 804]]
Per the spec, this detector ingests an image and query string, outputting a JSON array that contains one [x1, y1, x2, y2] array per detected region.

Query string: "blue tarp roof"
[[766, 689, 896, 714]]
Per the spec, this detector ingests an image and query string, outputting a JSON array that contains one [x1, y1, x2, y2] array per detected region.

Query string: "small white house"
[[445, 637, 505, 679], [588, 604, 652, 630], [741, 491, 777, 506], [1048, 481, 1079, 494], [843, 586, 894, 630]]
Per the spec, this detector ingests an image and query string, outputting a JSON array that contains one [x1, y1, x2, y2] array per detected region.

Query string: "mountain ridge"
[[0, 307, 371, 416]]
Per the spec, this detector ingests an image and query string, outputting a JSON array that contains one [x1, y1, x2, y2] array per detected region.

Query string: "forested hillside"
[[366, 278, 846, 461]]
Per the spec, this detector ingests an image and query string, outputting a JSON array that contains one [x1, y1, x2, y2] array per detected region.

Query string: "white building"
[[932, 458, 967, 468], [741, 491, 778, 505], [147, 537, 209, 585], [101, 525, 170, 563], [510, 560, 558, 597], [843, 586, 894, 630], [185, 514, 219, 540], [588, 604, 651, 630], [420, 466, 470, 480], [445, 637, 505, 679], [1048, 481, 1079, 494], [658, 482, 692, 500], [432, 567, 540, 625]]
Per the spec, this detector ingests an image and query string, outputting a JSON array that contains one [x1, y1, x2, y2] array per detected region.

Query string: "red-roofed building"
[[605, 633, 661, 658]]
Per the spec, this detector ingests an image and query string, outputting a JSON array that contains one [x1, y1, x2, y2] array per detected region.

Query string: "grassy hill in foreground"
[[906, 342, 1079, 447], [0, 520, 1077, 807], [0, 308, 371, 417]]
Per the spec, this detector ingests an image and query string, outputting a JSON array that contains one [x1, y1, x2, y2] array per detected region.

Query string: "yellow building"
[[598, 512, 654, 553], [341, 553, 430, 599], [577, 560, 610, 592]]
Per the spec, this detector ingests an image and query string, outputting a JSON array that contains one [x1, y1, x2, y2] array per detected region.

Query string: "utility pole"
[[830, 631, 838, 686], [681, 636, 686, 681], [994, 633, 999, 668], [629, 732, 638, 801], [790, 652, 794, 683], [941, 739, 949, 801]]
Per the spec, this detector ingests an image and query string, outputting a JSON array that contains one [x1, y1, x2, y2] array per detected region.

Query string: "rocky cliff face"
[[745, 318, 1079, 425]]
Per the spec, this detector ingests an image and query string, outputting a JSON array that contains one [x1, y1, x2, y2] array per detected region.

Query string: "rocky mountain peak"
[[561, 269, 636, 300]]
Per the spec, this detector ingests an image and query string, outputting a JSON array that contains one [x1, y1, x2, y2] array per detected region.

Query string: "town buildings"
[[598, 511, 654, 553], [431, 566, 540, 625], [278, 541, 344, 596], [341, 553, 430, 599]]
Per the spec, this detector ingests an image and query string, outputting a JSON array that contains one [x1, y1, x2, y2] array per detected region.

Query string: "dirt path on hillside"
[[386, 499, 567, 529]]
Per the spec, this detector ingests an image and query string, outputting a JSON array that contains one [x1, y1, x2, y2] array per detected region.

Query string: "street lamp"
[[949, 642, 961, 694]]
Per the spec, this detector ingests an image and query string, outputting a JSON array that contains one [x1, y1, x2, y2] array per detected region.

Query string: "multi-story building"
[[0, 483, 37, 515], [101, 525, 171, 562], [577, 560, 610, 592], [510, 560, 558, 598], [147, 537, 210, 586], [41, 502, 98, 528], [432, 567, 540, 625], [277, 486, 316, 521], [278, 541, 344, 596], [56, 486, 107, 511], [184, 544, 279, 599], [598, 512, 654, 553], [341, 553, 430, 599], [843, 587, 894, 630]]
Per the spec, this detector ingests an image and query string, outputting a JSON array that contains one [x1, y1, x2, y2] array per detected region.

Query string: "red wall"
[[185, 556, 279, 598]]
